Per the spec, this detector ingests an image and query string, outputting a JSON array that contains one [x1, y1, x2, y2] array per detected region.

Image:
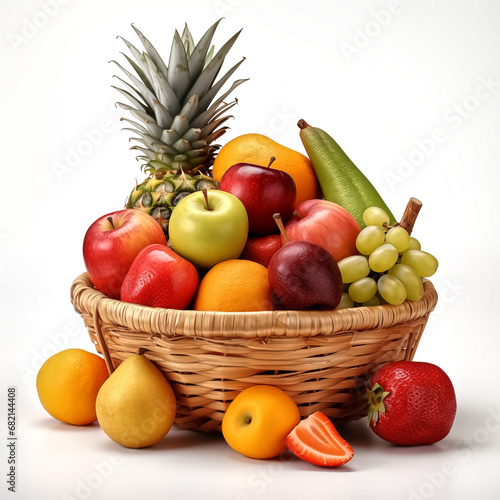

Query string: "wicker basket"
[[70, 272, 437, 433]]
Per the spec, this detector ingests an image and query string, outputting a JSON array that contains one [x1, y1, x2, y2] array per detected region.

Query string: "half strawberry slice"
[[285, 411, 354, 467]]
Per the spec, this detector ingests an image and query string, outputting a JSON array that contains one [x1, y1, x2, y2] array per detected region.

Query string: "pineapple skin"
[[126, 168, 218, 235]]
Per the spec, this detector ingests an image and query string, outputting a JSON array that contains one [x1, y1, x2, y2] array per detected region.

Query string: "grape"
[[388, 264, 424, 301], [401, 250, 439, 277], [377, 274, 407, 305], [407, 237, 421, 251], [362, 295, 381, 307], [368, 244, 399, 272], [338, 255, 370, 283], [336, 292, 354, 309], [348, 277, 377, 303], [376, 292, 389, 305], [363, 207, 390, 229], [356, 225, 385, 255], [385, 226, 410, 253]]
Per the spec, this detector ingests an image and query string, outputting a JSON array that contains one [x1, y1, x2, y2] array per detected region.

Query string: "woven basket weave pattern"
[[71, 272, 437, 433]]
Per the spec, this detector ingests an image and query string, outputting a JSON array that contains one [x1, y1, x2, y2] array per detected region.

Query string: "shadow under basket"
[[70, 272, 438, 433]]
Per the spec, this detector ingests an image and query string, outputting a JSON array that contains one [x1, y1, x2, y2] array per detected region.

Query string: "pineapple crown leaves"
[[111, 19, 248, 173]]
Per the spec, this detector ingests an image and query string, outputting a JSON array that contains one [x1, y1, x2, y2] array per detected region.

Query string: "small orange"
[[222, 385, 301, 459], [212, 133, 321, 206], [194, 259, 274, 312], [36, 349, 109, 425]]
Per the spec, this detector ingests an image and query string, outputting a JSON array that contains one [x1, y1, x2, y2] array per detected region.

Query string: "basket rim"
[[71, 272, 437, 339], [70, 272, 437, 339]]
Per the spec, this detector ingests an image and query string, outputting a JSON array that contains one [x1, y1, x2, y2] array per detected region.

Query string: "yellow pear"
[[96, 354, 176, 448]]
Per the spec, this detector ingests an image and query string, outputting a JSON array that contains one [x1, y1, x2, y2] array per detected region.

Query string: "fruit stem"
[[293, 211, 302, 220], [398, 197, 422, 236], [297, 119, 310, 130], [273, 213, 289, 243], [202, 189, 211, 211], [106, 216, 115, 229], [366, 382, 390, 427], [267, 157, 276, 168]]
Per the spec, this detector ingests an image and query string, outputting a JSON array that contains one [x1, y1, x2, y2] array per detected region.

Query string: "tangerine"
[[222, 385, 300, 459], [212, 133, 321, 206], [36, 349, 109, 425], [194, 259, 274, 312]]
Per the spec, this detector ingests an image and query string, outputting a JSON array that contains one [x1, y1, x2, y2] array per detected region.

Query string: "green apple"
[[169, 190, 249, 269]]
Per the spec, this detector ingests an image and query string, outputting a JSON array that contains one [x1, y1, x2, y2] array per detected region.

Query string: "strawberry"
[[285, 411, 354, 467], [367, 361, 456, 446]]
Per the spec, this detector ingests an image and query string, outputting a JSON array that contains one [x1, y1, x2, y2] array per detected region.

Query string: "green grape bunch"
[[336, 201, 438, 308]]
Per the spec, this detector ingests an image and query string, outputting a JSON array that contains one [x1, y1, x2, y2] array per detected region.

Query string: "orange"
[[212, 133, 321, 206], [36, 349, 109, 425], [222, 385, 301, 459], [194, 259, 274, 312]]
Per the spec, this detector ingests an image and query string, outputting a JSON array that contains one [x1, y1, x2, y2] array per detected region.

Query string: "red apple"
[[239, 234, 282, 267], [284, 199, 361, 262], [218, 158, 297, 236], [83, 209, 167, 299], [121, 244, 199, 309]]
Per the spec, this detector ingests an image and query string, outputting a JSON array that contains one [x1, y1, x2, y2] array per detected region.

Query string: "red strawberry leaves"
[[366, 382, 391, 425]]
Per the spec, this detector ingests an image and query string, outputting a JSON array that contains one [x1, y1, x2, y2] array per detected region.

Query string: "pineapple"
[[112, 19, 247, 235]]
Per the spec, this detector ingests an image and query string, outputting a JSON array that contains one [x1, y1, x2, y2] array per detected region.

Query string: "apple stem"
[[273, 213, 289, 243], [267, 157, 276, 168], [106, 216, 115, 229], [202, 189, 211, 211], [293, 211, 302, 219]]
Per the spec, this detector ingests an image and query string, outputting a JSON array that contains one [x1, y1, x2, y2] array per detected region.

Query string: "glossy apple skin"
[[221, 385, 300, 459], [284, 199, 361, 263], [218, 162, 297, 236], [169, 190, 249, 269], [239, 234, 282, 268], [83, 209, 167, 299], [121, 244, 199, 309], [268, 240, 343, 310]]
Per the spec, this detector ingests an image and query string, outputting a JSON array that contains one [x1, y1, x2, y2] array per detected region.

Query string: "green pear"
[[96, 354, 176, 448]]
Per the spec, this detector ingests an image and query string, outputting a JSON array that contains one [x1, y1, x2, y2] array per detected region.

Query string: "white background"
[[1, 0, 499, 499]]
